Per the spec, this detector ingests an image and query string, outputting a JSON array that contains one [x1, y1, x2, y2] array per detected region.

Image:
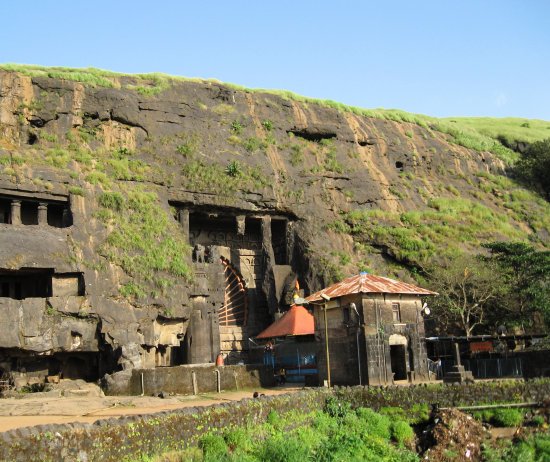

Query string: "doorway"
[[390, 344, 407, 380]]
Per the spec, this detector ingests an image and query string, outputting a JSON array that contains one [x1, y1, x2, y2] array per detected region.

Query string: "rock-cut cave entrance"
[[171, 201, 295, 365]]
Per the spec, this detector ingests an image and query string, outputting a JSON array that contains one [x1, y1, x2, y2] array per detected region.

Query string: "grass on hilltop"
[[443, 117, 550, 145], [1, 64, 549, 164]]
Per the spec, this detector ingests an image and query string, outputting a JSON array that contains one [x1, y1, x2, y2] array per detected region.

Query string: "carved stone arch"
[[219, 257, 248, 326]]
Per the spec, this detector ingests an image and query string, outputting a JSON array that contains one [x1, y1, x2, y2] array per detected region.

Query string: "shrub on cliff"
[[515, 138, 550, 199]]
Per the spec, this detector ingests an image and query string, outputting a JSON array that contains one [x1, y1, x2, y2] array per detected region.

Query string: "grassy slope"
[[1, 64, 549, 164], [442, 116, 550, 145]]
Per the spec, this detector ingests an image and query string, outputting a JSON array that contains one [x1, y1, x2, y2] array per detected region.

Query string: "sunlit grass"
[[3, 64, 548, 164]]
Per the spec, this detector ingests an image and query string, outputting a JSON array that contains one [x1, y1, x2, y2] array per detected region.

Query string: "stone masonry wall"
[[125, 364, 275, 396]]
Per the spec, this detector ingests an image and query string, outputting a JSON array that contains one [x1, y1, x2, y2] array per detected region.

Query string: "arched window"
[[219, 257, 247, 326]]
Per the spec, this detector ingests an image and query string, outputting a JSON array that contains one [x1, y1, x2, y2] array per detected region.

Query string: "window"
[[21, 201, 39, 225], [0, 199, 10, 223], [392, 303, 401, 323], [342, 307, 350, 324]]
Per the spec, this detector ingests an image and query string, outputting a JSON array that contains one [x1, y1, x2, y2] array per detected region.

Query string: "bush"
[[199, 433, 227, 460], [391, 420, 415, 446], [515, 138, 550, 198], [258, 434, 309, 462], [324, 396, 352, 418], [223, 427, 253, 453], [230, 120, 244, 135], [492, 408, 524, 427], [225, 160, 241, 177], [356, 407, 392, 440]]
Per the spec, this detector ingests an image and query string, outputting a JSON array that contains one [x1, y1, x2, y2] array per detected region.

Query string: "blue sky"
[[1, 1, 549, 119]]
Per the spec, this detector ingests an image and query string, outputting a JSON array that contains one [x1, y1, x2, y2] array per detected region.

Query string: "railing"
[[464, 357, 523, 379]]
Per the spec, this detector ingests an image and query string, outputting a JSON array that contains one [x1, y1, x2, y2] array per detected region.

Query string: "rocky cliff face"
[[0, 70, 547, 391]]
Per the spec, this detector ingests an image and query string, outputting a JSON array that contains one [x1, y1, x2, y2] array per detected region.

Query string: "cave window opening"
[[0, 195, 72, 228], [47, 203, 72, 228], [27, 133, 38, 145], [21, 201, 38, 225], [245, 217, 261, 238], [287, 130, 337, 142], [0, 199, 10, 224], [358, 140, 369, 147], [395, 161, 404, 171], [271, 219, 288, 265], [0, 269, 54, 300]]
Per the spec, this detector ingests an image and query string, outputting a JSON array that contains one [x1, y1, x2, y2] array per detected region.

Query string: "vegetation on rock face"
[[1, 65, 550, 318], [0, 124, 193, 300], [3, 64, 550, 163], [182, 159, 269, 193], [330, 197, 526, 266], [97, 189, 192, 297]]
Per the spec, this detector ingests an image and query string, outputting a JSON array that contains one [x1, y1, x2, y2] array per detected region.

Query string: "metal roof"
[[306, 272, 437, 302], [256, 305, 314, 339]]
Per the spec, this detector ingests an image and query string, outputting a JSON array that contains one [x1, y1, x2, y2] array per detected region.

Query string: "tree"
[[427, 255, 504, 337], [483, 242, 550, 329], [515, 138, 550, 199]]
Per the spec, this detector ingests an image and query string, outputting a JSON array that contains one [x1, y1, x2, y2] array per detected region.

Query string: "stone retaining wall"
[[334, 378, 550, 410], [1, 379, 549, 462], [126, 364, 275, 396]]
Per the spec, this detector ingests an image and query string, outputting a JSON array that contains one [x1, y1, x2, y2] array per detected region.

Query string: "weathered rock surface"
[[0, 69, 546, 391]]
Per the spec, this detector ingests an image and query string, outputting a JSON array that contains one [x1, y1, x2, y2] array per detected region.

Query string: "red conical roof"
[[256, 305, 314, 339]]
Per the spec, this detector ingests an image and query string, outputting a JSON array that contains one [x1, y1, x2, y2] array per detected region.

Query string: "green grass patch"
[[242, 136, 267, 153], [97, 189, 192, 298], [181, 159, 268, 194], [68, 186, 85, 196], [472, 407, 525, 427], [330, 196, 528, 265], [482, 432, 550, 461], [443, 116, 550, 145]]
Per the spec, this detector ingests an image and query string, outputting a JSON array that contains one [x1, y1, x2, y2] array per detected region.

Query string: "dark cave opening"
[[287, 129, 337, 142]]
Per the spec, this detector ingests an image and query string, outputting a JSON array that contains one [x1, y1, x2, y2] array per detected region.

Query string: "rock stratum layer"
[[0, 69, 548, 391]]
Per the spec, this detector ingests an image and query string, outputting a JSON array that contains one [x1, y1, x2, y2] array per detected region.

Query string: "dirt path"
[[0, 386, 301, 432]]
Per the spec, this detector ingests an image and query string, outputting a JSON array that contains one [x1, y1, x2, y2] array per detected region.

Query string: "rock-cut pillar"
[[10, 200, 21, 225], [38, 203, 48, 226], [178, 208, 190, 241]]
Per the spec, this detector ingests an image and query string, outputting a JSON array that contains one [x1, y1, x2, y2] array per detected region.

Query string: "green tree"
[[515, 138, 550, 199], [484, 242, 550, 328], [427, 255, 504, 337]]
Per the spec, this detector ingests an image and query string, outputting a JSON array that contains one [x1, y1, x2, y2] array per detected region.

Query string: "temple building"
[[306, 272, 436, 386]]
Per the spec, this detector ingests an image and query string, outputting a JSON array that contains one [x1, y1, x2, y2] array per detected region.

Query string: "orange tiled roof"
[[256, 305, 314, 339]]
